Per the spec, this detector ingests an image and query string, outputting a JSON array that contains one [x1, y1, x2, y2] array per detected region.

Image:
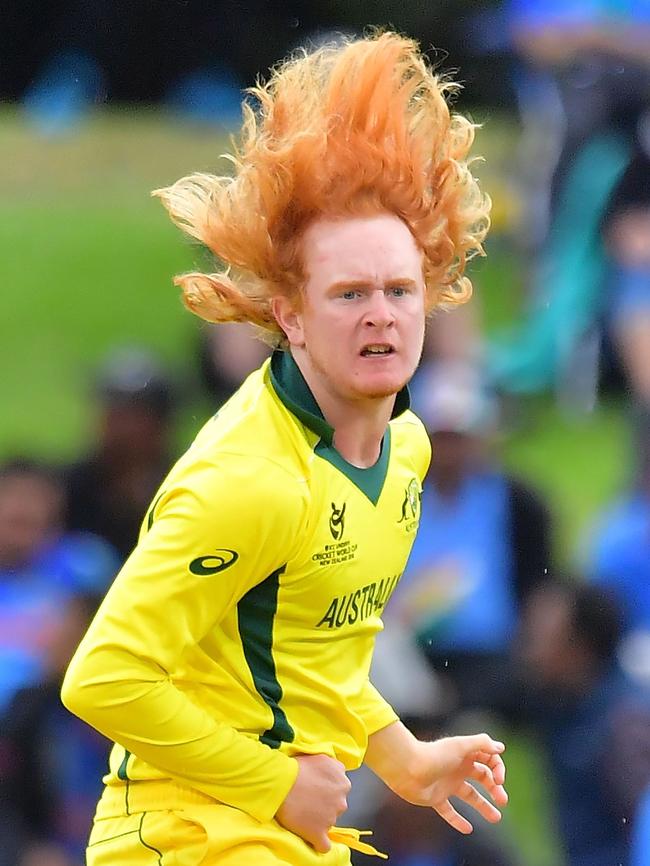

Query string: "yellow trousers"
[[86, 781, 384, 865]]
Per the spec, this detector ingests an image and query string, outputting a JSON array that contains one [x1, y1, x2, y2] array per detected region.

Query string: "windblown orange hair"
[[154, 31, 490, 341]]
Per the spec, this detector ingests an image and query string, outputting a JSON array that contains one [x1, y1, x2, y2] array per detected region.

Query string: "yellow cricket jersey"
[[61, 350, 431, 827]]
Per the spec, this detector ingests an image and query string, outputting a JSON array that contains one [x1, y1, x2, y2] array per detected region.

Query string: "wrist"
[[390, 738, 428, 797], [366, 721, 422, 794]]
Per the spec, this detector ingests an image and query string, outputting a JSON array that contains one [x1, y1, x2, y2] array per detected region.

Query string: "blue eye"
[[389, 286, 408, 297], [342, 290, 360, 300]]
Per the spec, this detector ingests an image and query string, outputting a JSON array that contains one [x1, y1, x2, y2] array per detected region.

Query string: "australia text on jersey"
[[315, 572, 401, 629]]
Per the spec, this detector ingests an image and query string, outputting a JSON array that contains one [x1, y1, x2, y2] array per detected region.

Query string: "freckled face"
[[278, 213, 426, 403]]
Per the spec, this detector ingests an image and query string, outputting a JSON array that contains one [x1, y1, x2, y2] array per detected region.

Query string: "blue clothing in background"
[[0, 681, 110, 865], [632, 785, 650, 866], [589, 494, 650, 634], [608, 264, 650, 326], [0, 532, 118, 711], [508, 0, 603, 30], [508, 0, 650, 29], [535, 668, 648, 866], [41, 696, 109, 861], [0, 575, 67, 713], [395, 474, 517, 654]]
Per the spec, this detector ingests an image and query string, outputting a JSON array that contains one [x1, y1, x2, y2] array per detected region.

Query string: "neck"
[[292, 351, 395, 468]]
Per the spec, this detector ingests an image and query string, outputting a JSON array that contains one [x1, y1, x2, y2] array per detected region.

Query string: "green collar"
[[268, 350, 410, 446], [269, 350, 410, 505], [269, 351, 335, 444]]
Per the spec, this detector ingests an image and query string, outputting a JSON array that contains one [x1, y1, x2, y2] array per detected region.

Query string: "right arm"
[[61, 456, 301, 824]]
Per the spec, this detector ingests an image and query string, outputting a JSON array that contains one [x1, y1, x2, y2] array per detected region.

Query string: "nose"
[[364, 289, 396, 328]]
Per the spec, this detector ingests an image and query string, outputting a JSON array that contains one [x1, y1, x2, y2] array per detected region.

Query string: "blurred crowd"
[[0, 0, 464, 134], [3, 1, 650, 865]]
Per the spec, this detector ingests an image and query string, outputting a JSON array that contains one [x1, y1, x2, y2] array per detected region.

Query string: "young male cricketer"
[[62, 31, 508, 866]]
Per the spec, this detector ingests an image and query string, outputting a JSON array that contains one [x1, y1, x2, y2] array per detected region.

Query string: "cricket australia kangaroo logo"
[[329, 502, 346, 540], [398, 478, 421, 532]]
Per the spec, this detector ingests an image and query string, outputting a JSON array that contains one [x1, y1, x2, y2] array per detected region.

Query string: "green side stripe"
[[117, 749, 130, 780], [146, 492, 165, 531], [137, 813, 163, 864], [237, 565, 294, 748], [117, 749, 131, 815]]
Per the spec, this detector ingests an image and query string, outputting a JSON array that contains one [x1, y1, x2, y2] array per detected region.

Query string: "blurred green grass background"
[[0, 105, 631, 866]]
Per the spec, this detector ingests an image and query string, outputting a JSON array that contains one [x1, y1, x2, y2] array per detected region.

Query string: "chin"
[[365, 390, 401, 401], [355, 375, 409, 400]]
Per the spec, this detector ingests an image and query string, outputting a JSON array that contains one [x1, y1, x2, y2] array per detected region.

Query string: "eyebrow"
[[328, 278, 419, 292]]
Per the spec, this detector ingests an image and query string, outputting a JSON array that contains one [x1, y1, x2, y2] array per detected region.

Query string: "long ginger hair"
[[154, 31, 490, 342]]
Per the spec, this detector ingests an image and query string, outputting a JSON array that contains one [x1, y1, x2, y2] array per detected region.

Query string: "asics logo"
[[189, 549, 239, 575]]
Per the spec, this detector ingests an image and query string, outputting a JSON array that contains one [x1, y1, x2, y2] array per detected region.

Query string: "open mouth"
[[360, 345, 395, 357]]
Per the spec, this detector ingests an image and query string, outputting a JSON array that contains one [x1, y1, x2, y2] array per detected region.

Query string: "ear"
[[271, 295, 306, 348]]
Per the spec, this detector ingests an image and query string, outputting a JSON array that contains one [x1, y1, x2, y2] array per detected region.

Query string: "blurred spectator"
[[585, 412, 650, 687], [0, 593, 110, 866], [63, 347, 175, 561], [489, 128, 631, 400], [604, 199, 650, 399], [3, 2, 481, 120], [508, 0, 650, 233], [508, 579, 650, 866], [587, 484, 650, 641], [0, 459, 117, 712], [422, 303, 483, 369], [489, 0, 650, 399], [2, 1, 310, 132], [601, 152, 650, 424], [198, 323, 271, 408], [391, 361, 552, 711]]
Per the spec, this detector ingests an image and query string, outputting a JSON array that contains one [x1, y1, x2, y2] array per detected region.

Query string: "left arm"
[[364, 720, 508, 833]]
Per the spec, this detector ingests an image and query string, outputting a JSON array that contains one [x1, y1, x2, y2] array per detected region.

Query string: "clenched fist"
[[275, 753, 351, 852]]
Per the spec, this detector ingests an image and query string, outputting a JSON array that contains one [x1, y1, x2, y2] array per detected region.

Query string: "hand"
[[393, 733, 508, 834], [275, 753, 351, 853]]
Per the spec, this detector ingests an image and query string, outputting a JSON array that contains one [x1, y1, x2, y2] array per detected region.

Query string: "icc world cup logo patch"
[[329, 502, 346, 540], [312, 502, 356, 567]]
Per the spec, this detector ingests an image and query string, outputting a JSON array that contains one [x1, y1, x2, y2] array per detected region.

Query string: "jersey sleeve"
[[353, 679, 399, 739], [396, 410, 431, 482], [61, 454, 305, 823], [412, 412, 432, 482]]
